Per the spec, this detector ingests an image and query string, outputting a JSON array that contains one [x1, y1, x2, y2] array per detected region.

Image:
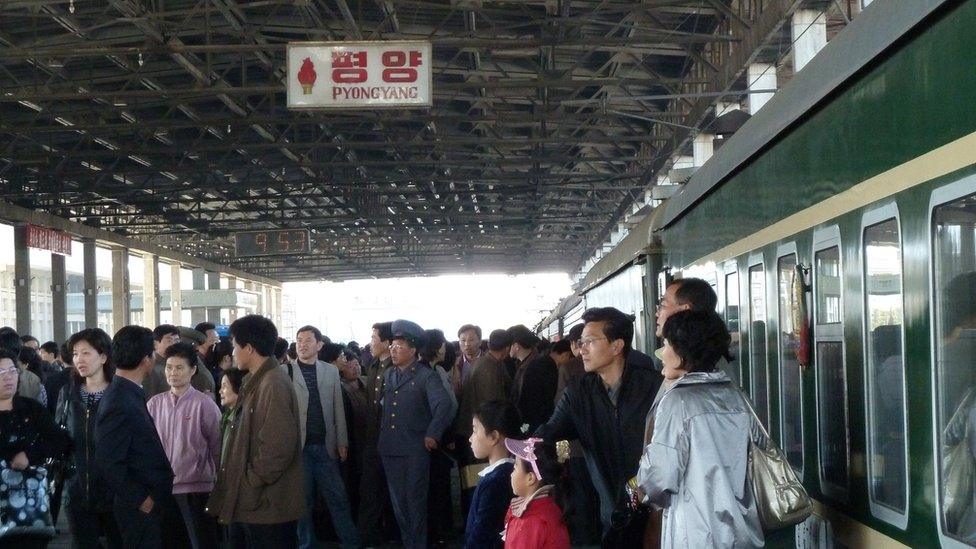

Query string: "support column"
[[792, 9, 827, 72], [111, 248, 130, 330], [716, 102, 740, 117], [190, 267, 206, 326], [227, 276, 239, 321], [747, 63, 777, 114], [83, 239, 98, 329], [170, 264, 182, 326], [143, 255, 160, 328], [265, 285, 274, 323], [272, 287, 282, 326], [254, 283, 265, 317], [673, 155, 694, 170], [206, 271, 220, 322], [52, 253, 67, 343], [693, 133, 714, 167], [244, 281, 256, 317], [13, 226, 30, 335]]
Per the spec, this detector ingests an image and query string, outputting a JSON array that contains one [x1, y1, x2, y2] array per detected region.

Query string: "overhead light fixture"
[[17, 100, 42, 112]]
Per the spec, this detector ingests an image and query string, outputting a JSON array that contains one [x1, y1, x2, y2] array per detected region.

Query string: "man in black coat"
[[535, 307, 663, 545], [95, 325, 182, 549], [508, 325, 558, 433]]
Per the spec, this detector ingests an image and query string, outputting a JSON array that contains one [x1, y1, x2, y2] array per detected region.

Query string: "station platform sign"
[[287, 41, 432, 109]]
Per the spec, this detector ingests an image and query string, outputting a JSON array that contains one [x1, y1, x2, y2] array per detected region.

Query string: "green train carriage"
[[553, 0, 976, 546]]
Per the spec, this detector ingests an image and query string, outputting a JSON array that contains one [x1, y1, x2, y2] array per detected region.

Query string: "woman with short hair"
[[57, 328, 121, 548], [636, 310, 766, 548]]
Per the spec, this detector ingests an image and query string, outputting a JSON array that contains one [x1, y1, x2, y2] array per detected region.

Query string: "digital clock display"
[[234, 229, 311, 257]]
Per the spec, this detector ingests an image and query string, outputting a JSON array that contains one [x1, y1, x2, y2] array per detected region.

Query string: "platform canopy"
[[0, 0, 807, 281]]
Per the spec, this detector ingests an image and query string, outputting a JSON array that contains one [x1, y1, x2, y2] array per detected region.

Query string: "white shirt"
[[479, 457, 515, 478]]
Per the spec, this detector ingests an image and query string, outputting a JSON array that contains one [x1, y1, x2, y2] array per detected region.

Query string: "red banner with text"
[[26, 224, 72, 255]]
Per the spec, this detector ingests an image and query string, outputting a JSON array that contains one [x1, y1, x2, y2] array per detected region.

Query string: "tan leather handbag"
[[741, 390, 813, 530]]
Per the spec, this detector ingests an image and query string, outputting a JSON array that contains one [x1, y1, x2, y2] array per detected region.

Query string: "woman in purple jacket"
[[147, 342, 222, 549]]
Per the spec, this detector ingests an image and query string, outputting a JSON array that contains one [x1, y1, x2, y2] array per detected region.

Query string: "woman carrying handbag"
[[0, 348, 70, 548], [632, 310, 811, 548]]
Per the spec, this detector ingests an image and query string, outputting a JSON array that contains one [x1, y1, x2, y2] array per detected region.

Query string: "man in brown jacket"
[[453, 330, 513, 456], [207, 315, 305, 548], [452, 328, 514, 515]]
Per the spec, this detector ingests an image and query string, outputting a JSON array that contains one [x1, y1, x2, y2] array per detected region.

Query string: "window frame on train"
[[860, 202, 909, 529], [723, 261, 741, 386], [776, 242, 804, 476], [747, 253, 771, 428], [813, 224, 850, 503], [929, 176, 976, 548]]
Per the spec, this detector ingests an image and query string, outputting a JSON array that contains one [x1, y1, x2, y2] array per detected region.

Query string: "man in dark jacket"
[[508, 325, 557, 432], [551, 324, 601, 545], [535, 307, 663, 545], [359, 321, 398, 545], [96, 325, 182, 548]]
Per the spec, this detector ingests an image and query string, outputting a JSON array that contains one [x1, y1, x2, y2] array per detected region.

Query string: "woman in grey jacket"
[[637, 310, 766, 548]]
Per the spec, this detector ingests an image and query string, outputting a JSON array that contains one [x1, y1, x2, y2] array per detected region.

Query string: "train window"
[[777, 250, 803, 472], [933, 189, 976, 542], [749, 261, 769, 426], [814, 229, 849, 500], [817, 247, 843, 324], [725, 269, 741, 385], [862, 212, 908, 527]]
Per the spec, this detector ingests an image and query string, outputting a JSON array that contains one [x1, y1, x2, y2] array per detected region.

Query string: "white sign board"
[[287, 41, 433, 109]]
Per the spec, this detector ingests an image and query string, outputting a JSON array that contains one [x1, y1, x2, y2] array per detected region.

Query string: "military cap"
[[177, 326, 207, 346], [391, 319, 426, 348]]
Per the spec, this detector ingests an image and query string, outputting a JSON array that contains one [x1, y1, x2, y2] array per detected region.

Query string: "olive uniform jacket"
[[207, 357, 305, 525], [453, 353, 513, 438], [363, 355, 392, 444]]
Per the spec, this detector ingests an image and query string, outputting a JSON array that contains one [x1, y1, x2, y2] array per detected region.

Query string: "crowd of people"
[[0, 277, 785, 548]]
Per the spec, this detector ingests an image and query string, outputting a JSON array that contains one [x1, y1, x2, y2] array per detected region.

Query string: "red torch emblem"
[[297, 57, 316, 95]]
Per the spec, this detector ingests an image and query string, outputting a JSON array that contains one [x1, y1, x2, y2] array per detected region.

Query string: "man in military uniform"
[[359, 321, 396, 545], [378, 320, 453, 549]]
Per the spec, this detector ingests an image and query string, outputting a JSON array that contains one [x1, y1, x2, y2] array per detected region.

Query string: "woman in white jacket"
[[637, 310, 766, 548]]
